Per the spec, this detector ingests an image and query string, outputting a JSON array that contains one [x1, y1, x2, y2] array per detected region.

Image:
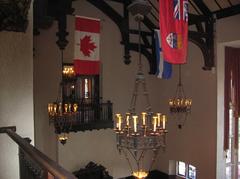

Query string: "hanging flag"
[[159, 0, 188, 64], [154, 30, 172, 79], [74, 16, 100, 75]]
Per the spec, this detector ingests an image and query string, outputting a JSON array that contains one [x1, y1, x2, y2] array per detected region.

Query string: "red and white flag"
[[74, 16, 100, 75], [159, 0, 188, 64]]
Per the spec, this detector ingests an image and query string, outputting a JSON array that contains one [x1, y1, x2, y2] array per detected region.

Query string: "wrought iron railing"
[[53, 100, 113, 133], [0, 126, 77, 179]]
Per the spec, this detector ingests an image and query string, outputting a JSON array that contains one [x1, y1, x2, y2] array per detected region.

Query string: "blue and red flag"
[[159, 0, 188, 64], [154, 29, 172, 79]]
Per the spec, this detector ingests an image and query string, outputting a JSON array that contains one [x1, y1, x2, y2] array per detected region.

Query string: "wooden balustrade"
[[0, 126, 77, 179]]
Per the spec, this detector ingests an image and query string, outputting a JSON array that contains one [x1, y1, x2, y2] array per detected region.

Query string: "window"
[[176, 161, 196, 179], [188, 165, 196, 179], [62, 64, 100, 103], [84, 78, 89, 99], [178, 161, 186, 176]]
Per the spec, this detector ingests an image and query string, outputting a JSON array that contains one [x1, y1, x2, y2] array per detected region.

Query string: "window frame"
[[176, 161, 197, 179]]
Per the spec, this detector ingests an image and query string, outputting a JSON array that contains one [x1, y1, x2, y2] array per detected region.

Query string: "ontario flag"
[[159, 0, 188, 64], [74, 16, 100, 75]]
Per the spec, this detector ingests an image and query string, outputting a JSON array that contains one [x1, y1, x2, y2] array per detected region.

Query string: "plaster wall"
[[0, 3, 34, 179], [33, 20, 60, 161]]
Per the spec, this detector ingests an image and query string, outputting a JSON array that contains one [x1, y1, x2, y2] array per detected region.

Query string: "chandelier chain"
[[138, 19, 142, 72], [129, 16, 152, 114], [178, 64, 182, 86]]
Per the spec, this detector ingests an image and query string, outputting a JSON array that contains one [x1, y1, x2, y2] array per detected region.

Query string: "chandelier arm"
[[174, 85, 180, 100], [148, 149, 160, 171], [137, 150, 145, 164], [182, 112, 188, 126], [180, 85, 186, 99], [138, 150, 146, 172], [136, 150, 145, 174], [122, 148, 134, 174], [127, 148, 139, 164]]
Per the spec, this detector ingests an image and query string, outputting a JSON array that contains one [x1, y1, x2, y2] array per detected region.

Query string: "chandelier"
[[114, 1, 167, 178], [47, 50, 78, 145], [168, 65, 192, 129]]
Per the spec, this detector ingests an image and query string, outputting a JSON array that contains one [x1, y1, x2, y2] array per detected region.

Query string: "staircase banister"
[[0, 126, 77, 179]]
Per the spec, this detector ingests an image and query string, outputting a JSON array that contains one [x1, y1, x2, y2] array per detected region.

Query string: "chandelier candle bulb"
[[73, 103, 78, 113], [48, 103, 52, 114], [133, 115, 138, 133], [189, 99, 192, 106], [142, 112, 146, 126], [162, 115, 166, 130], [181, 99, 184, 106], [115, 114, 121, 130], [53, 104, 57, 114], [58, 103, 62, 115], [157, 113, 161, 127], [153, 116, 157, 132], [68, 104, 72, 113], [126, 113, 130, 127], [177, 99, 181, 106], [119, 116, 122, 131], [64, 104, 68, 113]]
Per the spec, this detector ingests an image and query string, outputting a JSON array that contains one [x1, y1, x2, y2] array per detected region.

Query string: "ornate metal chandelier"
[[114, 1, 167, 178], [47, 50, 78, 145], [168, 65, 192, 129]]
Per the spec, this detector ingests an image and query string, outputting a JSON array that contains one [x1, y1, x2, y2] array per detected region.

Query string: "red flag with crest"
[[74, 16, 100, 75], [159, 0, 188, 64]]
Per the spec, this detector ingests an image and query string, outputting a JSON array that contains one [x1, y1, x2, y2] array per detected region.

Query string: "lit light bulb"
[[132, 171, 148, 179], [142, 112, 146, 126], [157, 113, 161, 127], [133, 115, 138, 133], [73, 103, 78, 112]]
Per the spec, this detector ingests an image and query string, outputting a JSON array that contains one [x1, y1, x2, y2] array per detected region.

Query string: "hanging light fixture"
[[168, 65, 192, 129], [47, 50, 78, 145], [114, 1, 167, 178]]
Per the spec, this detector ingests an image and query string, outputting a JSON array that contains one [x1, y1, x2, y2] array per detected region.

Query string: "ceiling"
[[144, 0, 240, 28]]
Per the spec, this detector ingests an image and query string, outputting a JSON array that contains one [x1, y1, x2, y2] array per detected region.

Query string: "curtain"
[[224, 47, 240, 150]]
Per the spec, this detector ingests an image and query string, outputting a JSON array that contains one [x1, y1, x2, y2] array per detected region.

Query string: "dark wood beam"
[[86, 0, 123, 30], [213, 4, 240, 19], [192, 0, 212, 16], [189, 13, 208, 25], [143, 16, 157, 30], [106, 0, 124, 3]]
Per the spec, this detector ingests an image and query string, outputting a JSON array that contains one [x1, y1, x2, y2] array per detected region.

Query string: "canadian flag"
[[74, 16, 100, 75]]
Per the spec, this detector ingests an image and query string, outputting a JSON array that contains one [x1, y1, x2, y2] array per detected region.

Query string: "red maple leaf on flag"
[[80, 35, 97, 57]]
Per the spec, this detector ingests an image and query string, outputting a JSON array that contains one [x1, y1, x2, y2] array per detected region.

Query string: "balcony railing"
[[52, 100, 113, 134]]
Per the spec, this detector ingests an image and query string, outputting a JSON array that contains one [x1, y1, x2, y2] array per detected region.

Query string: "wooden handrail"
[[0, 126, 77, 179]]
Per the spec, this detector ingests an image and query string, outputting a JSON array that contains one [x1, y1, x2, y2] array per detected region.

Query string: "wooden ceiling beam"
[[192, 0, 212, 16], [213, 4, 240, 19], [189, 13, 208, 25]]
